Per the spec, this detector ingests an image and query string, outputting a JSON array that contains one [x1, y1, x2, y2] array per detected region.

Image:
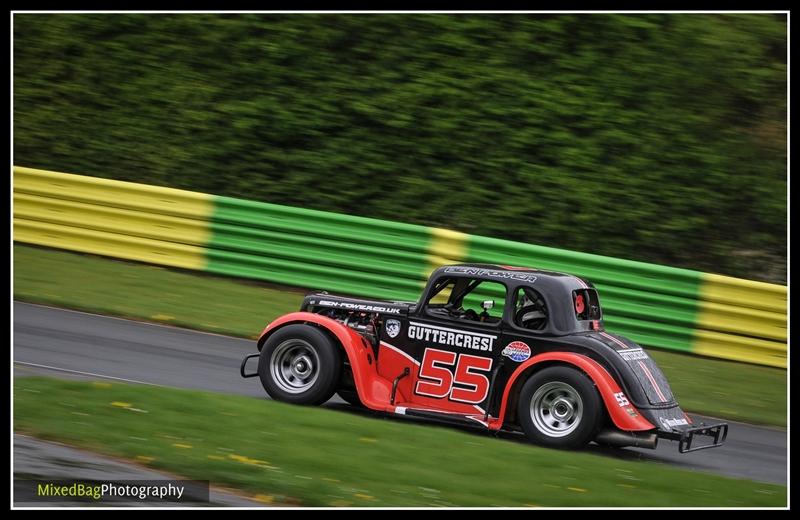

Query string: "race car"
[[241, 264, 727, 453]]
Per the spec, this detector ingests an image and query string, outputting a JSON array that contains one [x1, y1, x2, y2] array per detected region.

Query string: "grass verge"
[[14, 377, 786, 507], [13, 244, 787, 427], [13, 244, 305, 339]]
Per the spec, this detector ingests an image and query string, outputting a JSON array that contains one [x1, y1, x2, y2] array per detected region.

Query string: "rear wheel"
[[517, 366, 602, 449], [258, 324, 341, 405]]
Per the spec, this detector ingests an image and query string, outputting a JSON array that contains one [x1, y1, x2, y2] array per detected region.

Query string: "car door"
[[400, 276, 508, 416]]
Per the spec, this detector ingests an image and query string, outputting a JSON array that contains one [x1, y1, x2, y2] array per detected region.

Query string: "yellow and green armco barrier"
[[13, 166, 787, 368]]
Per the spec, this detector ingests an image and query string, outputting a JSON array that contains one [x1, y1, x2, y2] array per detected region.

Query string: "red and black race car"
[[241, 264, 727, 453]]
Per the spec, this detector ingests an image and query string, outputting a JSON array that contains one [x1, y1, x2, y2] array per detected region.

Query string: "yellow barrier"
[[693, 274, 787, 368], [15, 219, 209, 270], [693, 329, 787, 368], [13, 167, 214, 271], [700, 273, 786, 313], [14, 167, 213, 217], [424, 228, 469, 282]]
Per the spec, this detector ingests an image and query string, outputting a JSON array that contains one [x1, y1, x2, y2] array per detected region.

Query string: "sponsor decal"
[[658, 417, 689, 430], [614, 392, 630, 407], [318, 299, 402, 314], [443, 266, 538, 283], [501, 341, 531, 362], [626, 408, 638, 417], [616, 349, 649, 361], [407, 322, 496, 352], [415, 348, 493, 404], [385, 319, 401, 339]]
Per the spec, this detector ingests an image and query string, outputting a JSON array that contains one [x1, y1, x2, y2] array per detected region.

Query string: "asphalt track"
[[13, 302, 787, 486]]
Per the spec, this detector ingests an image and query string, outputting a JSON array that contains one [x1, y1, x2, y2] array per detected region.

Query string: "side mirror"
[[481, 300, 494, 311]]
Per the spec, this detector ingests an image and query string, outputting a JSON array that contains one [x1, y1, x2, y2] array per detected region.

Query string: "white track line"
[[14, 361, 161, 386]]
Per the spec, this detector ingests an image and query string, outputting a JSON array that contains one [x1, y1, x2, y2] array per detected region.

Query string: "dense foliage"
[[13, 14, 787, 281]]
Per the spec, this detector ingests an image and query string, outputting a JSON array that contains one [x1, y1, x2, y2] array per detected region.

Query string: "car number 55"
[[415, 348, 493, 404]]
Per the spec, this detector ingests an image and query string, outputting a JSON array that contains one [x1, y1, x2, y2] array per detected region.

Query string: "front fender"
[[257, 312, 393, 412], [491, 352, 655, 432]]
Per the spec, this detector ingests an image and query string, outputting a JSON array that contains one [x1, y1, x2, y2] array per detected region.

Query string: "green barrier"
[[207, 196, 435, 302], [465, 234, 703, 353], [13, 166, 786, 367]]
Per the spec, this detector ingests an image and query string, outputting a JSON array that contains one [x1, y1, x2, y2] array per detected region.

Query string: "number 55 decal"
[[415, 348, 493, 404]]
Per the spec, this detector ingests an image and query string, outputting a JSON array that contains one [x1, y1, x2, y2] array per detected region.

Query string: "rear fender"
[[491, 352, 655, 432], [258, 312, 394, 412]]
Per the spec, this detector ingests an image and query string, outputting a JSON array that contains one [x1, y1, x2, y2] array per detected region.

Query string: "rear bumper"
[[657, 422, 729, 453]]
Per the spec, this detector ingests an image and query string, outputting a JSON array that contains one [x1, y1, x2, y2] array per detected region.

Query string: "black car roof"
[[433, 263, 591, 286]]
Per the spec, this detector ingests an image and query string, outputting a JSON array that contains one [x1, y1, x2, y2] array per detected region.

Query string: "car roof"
[[432, 263, 591, 286]]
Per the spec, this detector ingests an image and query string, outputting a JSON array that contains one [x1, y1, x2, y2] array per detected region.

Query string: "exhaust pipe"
[[595, 429, 658, 450]]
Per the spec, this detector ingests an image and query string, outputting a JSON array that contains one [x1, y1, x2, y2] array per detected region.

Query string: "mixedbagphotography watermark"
[[15, 479, 210, 503]]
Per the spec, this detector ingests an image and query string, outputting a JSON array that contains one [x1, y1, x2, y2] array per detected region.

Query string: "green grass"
[[13, 244, 305, 339], [648, 349, 786, 427], [13, 244, 787, 427], [13, 377, 786, 507]]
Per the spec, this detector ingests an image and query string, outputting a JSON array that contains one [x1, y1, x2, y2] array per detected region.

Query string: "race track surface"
[[13, 302, 787, 485]]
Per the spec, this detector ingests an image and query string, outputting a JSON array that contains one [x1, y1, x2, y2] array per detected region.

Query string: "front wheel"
[[258, 324, 342, 405], [517, 366, 602, 449]]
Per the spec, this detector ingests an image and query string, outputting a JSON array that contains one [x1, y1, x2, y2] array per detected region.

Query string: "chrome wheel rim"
[[270, 339, 320, 394], [530, 381, 583, 437]]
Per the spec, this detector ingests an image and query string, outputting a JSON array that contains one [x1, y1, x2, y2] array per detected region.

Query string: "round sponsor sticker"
[[501, 341, 531, 362]]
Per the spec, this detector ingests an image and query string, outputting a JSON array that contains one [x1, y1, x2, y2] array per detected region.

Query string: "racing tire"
[[336, 389, 365, 408], [517, 366, 602, 449], [258, 324, 342, 405]]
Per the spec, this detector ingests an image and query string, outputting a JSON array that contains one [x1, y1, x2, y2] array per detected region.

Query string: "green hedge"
[[13, 14, 787, 281]]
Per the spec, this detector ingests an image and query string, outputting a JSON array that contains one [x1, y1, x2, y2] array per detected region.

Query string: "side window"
[[424, 277, 506, 326], [573, 289, 602, 321], [513, 287, 549, 331], [461, 281, 506, 322]]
